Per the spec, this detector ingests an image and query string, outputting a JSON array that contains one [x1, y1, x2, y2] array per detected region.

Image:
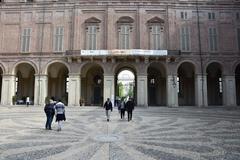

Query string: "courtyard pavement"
[[0, 105, 240, 160]]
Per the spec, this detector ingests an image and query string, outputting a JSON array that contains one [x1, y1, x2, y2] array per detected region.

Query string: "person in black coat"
[[118, 98, 126, 120], [103, 98, 112, 122], [44, 99, 55, 130], [125, 98, 135, 121]]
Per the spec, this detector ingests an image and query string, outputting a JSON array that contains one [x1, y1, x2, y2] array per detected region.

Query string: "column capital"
[[68, 73, 80, 77], [195, 74, 207, 77], [103, 74, 114, 78], [136, 74, 147, 77], [34, 74, 48, 77], [222, 75, 235, 78], [2, 74, 15, 77]]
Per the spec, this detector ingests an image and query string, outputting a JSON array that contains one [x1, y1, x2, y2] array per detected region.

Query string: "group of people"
[[44, 99, 66, 131], [103, 97, 135, 122], [44, 97, 134, 131]]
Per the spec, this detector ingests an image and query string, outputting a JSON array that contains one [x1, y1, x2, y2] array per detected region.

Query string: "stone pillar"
[[103, 75, 115, 106], [1, 74, 16, 105], [223, 75, 236, 106], [167, 75, 178, 107], [195, 75, 208, 107], [34, 74, 48, 106], [68, 74, 81, 106], [137, 75, 148, 106]]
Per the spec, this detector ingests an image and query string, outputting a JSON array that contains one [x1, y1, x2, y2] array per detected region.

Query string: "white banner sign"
[[81, 50, 167, 56]]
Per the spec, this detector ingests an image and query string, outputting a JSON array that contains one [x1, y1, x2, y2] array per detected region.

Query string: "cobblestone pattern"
[[0, 106, 240, 160]]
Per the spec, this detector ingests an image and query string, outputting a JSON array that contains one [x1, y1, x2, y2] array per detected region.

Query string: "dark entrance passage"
[[207, 62, 223, 106]]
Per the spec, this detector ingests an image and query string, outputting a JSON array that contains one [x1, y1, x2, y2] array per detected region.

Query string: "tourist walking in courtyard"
[[55, 100, 66, 131], [103, 98, 112, 122], [118, 98, 126, 120], [126, 98, 135, 121], [26, 96, 30, 107], [44, 99, 55, 130]]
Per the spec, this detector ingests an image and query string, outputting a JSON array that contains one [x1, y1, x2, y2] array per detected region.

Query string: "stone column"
[[68, 74, 81, 106], [137, 75, 148, 106], [223, 75, 236, 106], [103, 75, 115, 106], [1, 74, 16, 105], [167, 75, 178, 107], [34, 74, 48, 106], [195, 74, 208, 107]]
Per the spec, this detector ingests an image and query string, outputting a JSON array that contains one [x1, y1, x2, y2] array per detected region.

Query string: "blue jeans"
[[45, 114, 54, 129]]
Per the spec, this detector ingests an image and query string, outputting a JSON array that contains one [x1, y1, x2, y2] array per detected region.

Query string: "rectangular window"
[[180, 11, 188, 20], [180, 26, 190, 51], [238, 28, 240, 51], [54, 26, 64, 52], [119, 25, 130, 49], [87, 25, 97, 50], [209, 27, 218, 51], [208, 12, 216, 20], [151, 25, 161, 50], [21, 28, 31, 52]]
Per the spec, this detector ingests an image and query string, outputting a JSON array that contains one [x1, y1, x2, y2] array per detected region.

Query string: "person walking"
[[26, 96, 30, 107], [125, 98, 135, 121], [55, 100, 66, 131], [103, 98, 112, 122], [44, 99, 55, 130], [119, 98, 126, 120]]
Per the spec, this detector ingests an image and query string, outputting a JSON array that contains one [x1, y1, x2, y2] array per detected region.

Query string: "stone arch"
[[12, 60, 38, 75], [206, 62, 223, 106], [14, 62, 36, 105], [81, 62, 104, 106], [176, 60, 199, 74], [205, 60, 223, 74], [44, 60, 70, 75], [231, 60, 240, 75], [147, 62, 167, 106], [177, 62, 195, 106], [47, 61, 69, 105], [113, 62, 137, 74], [0, 63, 6, 74], [114, 63, 137, 104], [80, 62, 104, 77]]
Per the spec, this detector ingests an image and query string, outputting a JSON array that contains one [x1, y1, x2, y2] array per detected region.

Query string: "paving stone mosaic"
[[0, 106, 240, 160]]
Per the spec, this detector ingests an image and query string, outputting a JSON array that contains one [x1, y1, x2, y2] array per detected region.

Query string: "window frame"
[[53, 26, 64, 52], [208, 27, 218, 52], [149, 25, 162, 50], [86, 25, 98, 50], [118, 24, 131, 49], [180, 26, 191, 52], [208, 12, 216, 20], [21, 28, 31, 53], [180, 11, 188, 20]]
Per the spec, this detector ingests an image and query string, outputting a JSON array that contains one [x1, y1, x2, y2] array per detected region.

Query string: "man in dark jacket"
[[125, 98, 135, 121], [44, 99, 55, 130], [103, 98, 112, 122]]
